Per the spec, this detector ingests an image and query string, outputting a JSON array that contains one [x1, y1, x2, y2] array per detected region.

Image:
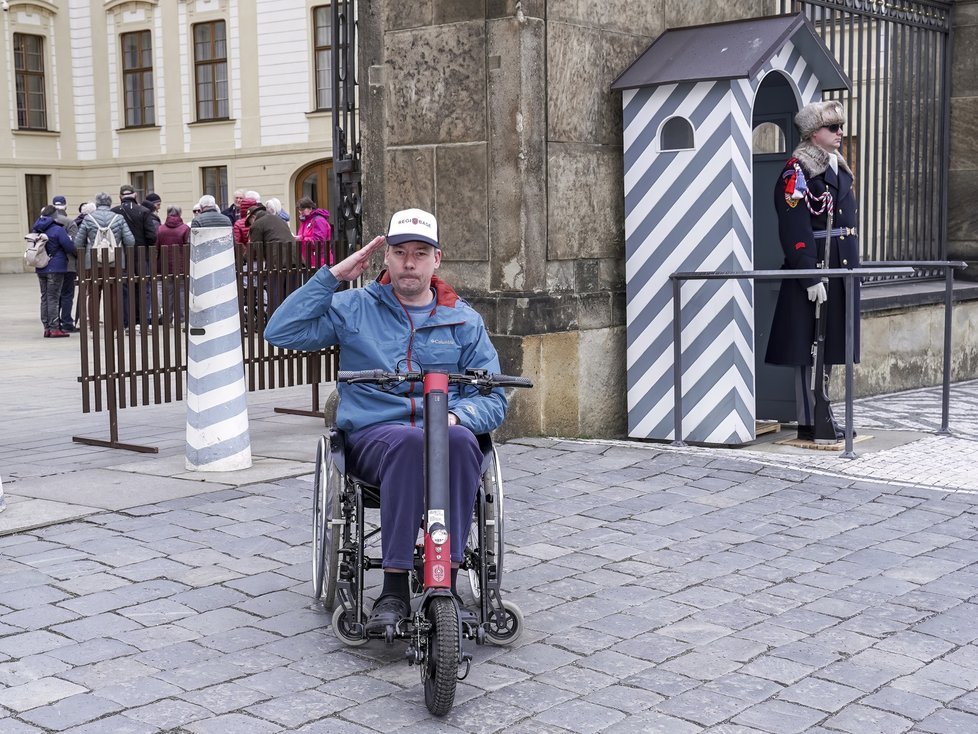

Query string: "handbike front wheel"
[[423, 596, 459, 716]]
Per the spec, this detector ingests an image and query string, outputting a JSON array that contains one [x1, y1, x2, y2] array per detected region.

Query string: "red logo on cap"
[[412, 218, 418, 225]]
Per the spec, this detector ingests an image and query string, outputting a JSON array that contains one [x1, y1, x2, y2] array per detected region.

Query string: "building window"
[[25, 175, 48, 224], [130, 171, 155, 201], [14, 33, 47, 130], [122, 31, 155, 127], [660, 117, 694, 151], [202, 166, 228, 210], [193, 21, 229, 121], [313, 5, 333, 111]]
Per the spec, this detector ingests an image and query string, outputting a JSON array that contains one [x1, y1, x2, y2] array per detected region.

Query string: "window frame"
[[130, 171, 155, 202], [313, 4, 333, 112], [13, 33, 48, 131], [201, 165, 229, 211], [193, 20, 229, 122], [121, 29, 156, 128]]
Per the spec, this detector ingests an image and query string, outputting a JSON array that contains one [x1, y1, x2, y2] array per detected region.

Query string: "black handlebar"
[[336, 369, 533, 389]]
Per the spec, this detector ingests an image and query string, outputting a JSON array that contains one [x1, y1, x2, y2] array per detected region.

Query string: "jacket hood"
[[375, 271, 459, 308], [301, 207, 330, 221], [33, 216, 57, 233], [164, 214, 185, 228]]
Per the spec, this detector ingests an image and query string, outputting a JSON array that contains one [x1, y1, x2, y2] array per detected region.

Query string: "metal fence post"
[[671, 277, 686, 447]]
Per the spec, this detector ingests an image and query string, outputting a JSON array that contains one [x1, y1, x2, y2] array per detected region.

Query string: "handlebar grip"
[[336, 369, 386, 382], [492, 374, 534, 388]]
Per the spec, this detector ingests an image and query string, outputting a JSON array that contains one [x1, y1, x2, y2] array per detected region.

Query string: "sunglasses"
[[824, 123, 844, 133]]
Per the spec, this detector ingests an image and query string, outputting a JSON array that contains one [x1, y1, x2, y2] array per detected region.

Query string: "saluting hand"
[[330, 235, 386, 282]]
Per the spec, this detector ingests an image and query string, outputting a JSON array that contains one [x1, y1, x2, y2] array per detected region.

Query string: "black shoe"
[[797, 424, 815, 441], [365, 595, 410, 633], [62, 325, 79, 333]]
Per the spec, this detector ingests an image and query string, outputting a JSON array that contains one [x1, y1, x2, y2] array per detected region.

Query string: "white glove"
[[807, 282, 828, 305]]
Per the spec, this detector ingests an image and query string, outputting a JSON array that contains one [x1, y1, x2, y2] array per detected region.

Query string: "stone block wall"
[[360, 1, 777, 439], [950, 0, 978, 280]]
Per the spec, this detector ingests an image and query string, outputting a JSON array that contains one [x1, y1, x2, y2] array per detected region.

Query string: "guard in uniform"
[[765, 100, 860, 442]]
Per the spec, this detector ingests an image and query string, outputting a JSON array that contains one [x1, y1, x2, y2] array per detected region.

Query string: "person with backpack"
[[74, 192, 135, 331], [295, 196, 332, 267], [32, 205, 77, 338], [113, 184, 158, 330], [50, 196, 80, 332]]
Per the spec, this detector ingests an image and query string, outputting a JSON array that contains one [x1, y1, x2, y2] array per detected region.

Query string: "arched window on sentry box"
[[659, 116, 695, 151]]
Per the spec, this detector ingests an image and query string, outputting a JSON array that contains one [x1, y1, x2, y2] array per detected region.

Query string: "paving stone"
[[738, 656, 814, 685], [52, 612, 141, 643], [822, 703, 914, 734], [0, 676, 88, 712], [96, 676, 185, 708], [245, 689, 350, 727], [46, 638, 139, 667], [861, 686, 943, 720], [174, 607, 262, 636], [177, 681, 270, 714], [0, 654, 72, 687], [604, 709, 703, 734], [62, 714, 159, 734], [0, 630, 71, 658], [734, 698, 827, 733], [533, 699, 628, 734], [123, 698, 213, 729], [777, 676, 863, 713], [19, 692, 122, 730]]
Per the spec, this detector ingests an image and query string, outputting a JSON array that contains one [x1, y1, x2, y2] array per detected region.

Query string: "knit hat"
[[794, 100, 846, 140], [387, 208, 439, 249], [144, 192, 162, 204]]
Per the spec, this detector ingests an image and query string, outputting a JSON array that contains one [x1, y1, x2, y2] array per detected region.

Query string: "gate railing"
[[780, 0, 953, 272], [669, 262, 964, 457], [75, 240, 337, 452]]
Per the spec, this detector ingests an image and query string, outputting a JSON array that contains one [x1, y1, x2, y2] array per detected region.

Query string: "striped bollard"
[[186, 226, 252, 471]]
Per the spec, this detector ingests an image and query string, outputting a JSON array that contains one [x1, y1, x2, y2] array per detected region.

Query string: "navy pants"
[[348, 423, 483, 571], [60, 271, 77, 328]]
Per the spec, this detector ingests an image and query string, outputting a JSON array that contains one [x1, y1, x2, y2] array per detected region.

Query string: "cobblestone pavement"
[[4, 436, 978, 733]]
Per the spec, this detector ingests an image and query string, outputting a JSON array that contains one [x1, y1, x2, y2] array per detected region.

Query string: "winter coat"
[[765, 146, 860, 367], [156, 214, 191, 274], [191, 209, 233, 229], [52, 210, 78, 273], [264, 268, 507, 435], [296, 208, 332, 266], [248, 210, 299, 266], [32, 216, 77, 274], [74, 206, 135, 269], [112, 199, 157, 247], [233, 196, 258, 249]]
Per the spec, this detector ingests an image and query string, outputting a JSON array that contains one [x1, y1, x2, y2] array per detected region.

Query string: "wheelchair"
[[311, 392, 524, 652]]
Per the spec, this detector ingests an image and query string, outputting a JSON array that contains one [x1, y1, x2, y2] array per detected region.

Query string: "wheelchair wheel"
[[312, 435, 341, 609], [331, 606, 368, 647], [423, 596, 459, 716], [485, 599, 523, 646], [468, 449, 504, 602]]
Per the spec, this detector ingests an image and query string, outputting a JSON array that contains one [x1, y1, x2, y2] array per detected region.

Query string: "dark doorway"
[[752, 72, 799, 422]]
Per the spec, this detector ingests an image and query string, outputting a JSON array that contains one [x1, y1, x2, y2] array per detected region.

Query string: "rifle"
[[810, 210, 840, 443]]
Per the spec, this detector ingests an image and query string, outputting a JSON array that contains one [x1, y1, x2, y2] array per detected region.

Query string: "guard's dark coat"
[[764, 157, 860, 366]]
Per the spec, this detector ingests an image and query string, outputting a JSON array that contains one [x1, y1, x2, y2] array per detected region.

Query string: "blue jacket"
[[32, 216, 76, 274], [264, 268, 507, 435]]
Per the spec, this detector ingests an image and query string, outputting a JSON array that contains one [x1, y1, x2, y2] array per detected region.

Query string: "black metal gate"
[[780, 0, 953, 274]]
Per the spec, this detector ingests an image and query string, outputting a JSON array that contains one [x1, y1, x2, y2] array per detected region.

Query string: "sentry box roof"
[[612, 13, 850, 92]]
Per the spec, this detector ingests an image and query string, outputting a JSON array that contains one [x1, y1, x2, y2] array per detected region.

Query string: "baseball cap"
[[120, 184, 136, 197], [52, 195, 67, 208], [386, 208, 439, 249]]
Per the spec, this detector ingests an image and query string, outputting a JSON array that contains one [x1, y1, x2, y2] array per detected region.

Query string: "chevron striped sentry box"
[[612, 13, 849, 444], [185, 227, 253, 471]]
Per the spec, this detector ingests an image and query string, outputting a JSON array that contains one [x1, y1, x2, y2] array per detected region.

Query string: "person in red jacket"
[[156, 205, 191, 327], [233, 191, 260, 251]]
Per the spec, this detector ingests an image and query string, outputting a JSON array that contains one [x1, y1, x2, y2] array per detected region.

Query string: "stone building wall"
[[360, 1, 774, 439]]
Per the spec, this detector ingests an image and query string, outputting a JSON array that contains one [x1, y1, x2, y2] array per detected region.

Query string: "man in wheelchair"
[[264, 208, 507, 633]]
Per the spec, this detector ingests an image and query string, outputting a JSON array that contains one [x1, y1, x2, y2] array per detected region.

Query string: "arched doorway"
[[752, 71, 800, 423], [293, 159, 333, 215]]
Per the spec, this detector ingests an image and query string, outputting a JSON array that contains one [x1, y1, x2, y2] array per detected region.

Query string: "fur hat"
[[794, 100, 846, 140]]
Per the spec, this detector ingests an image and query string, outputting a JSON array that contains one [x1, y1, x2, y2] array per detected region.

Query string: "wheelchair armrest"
[[327, 427, 347, 476], [476, 433, 494, 475]]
